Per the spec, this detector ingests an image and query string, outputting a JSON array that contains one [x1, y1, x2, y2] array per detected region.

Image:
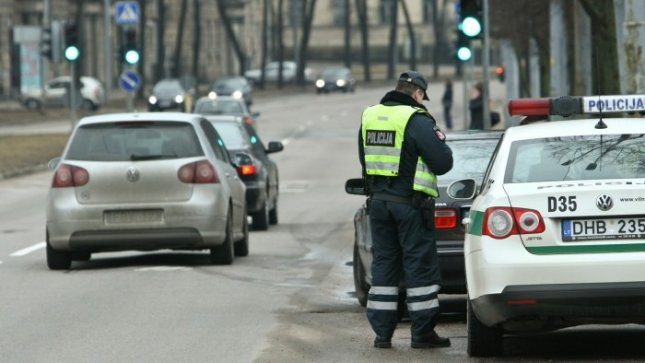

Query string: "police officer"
[[358, 71, 453, 349]]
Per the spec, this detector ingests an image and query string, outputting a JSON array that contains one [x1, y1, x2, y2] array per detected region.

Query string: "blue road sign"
[[115, 1, 140, 25], [119, 70, 141, 93]]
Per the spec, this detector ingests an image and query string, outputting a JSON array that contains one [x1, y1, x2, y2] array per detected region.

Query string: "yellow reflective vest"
[[361, 104, 438, 197]]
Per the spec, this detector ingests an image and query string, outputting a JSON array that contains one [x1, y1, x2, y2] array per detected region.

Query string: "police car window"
[[439, 138, 499, 184], [480, 134, 504, 194], [505, 134, 645, 183], [200, 120, 229, 162]]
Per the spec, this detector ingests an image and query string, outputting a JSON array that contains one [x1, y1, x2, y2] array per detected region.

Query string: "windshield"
[[153, 80, 183, 93], [194, 100, 244, 115], [505, 134, 645, 183], [322, 69, 347, 78], [212, 122, 249, 150], [439, 139, 499, 184], [214, 78, 246, 89], [66, 122, 202, 161]]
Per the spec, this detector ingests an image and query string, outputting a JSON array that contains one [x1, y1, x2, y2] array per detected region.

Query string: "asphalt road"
[[2, 83, 645, 362]]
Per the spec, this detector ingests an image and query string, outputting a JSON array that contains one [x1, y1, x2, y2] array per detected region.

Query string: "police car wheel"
[[352, 242, 368, 307], [46, 231, 72, 270], [210, 210, 234, 265], [234, 211, 249, 257], [467, 298, 502, 357]]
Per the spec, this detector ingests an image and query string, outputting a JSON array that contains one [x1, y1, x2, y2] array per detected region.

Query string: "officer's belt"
[[370, 192, 412, 205]]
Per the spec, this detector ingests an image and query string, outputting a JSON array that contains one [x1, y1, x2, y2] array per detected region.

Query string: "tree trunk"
[[296, 0, 316, 85], [259, 0, 269, 89], [277, 0, 285, 88], [156, 0, 166, 82], [399, 0, 416, 70], [215, 0, 247, 75], [192, 0, 201, 82], [578, 0, 620, 94], [344, 0, 351, 68], [387, 0, 398, 80], [138, 0, 147, 99], [172, 0, 188, 77], [355, 0, 370, 82]]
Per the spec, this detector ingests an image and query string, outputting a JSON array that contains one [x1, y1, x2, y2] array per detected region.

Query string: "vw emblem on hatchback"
[[596, 194, 613, 211], [126, 167, 140, 183]]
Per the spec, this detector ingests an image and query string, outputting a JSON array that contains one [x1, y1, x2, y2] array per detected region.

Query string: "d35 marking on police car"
[[547, 195, 577, 212]]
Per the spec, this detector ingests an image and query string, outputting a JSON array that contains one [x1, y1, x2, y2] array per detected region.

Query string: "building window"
[[331, 0, 346, 26]]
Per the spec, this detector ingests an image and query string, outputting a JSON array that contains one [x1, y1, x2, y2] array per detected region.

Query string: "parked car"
[[21, 76, 104, 110], [46, 112, 248, 270], [210, 76, 253, 106], [315, 67, 356, 93], [347, 131, 502, 307], [244, 61, 314, 84], [194, 95, 260, 129], [206, 115, 283, 230], [148, 78, 196, 112]]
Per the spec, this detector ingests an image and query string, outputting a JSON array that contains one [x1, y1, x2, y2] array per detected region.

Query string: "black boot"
[[374, 336, 392, 349], [411, 331, 451, 349]]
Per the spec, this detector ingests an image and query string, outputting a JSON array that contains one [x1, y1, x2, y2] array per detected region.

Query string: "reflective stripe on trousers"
[[367, 285, 398, 311]]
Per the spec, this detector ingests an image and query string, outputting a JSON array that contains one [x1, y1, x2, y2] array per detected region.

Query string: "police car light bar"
[[508, 94, 645, 117]]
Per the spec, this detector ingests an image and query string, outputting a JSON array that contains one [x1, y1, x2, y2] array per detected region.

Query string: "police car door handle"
[[462, 217, 471, 226]]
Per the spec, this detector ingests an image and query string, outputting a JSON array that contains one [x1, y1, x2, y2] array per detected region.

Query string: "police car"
[[447, 94, 645, 357]]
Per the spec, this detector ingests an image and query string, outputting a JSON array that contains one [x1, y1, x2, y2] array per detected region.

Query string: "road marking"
[[281, 138, 292, 146], [10, 242, 46, 257]]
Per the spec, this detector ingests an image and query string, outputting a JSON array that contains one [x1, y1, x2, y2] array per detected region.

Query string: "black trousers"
[[366, 199, 441, 340]]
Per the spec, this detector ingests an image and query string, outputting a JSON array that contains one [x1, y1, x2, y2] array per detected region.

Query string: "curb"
[[0, 163, 49, 181]]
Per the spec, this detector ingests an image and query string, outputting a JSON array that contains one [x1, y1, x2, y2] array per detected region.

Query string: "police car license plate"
[[104, 209, 164, 224], [562, 217, 645, 241]]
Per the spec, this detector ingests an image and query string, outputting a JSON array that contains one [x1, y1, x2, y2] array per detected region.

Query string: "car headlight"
[[149, 96, 157, 104], [316, 79, 325, 88], [175, 95, 184, 103], [208, 91, 217, 99], [336, 79, 346, 87], [232, 90, 243, 99]]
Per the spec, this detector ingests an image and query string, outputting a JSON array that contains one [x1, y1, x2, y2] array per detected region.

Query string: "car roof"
[[203, 115, 241, 123], [445, 130, 503, 141], [504, 117, 645, 141], [77, 112, 204, 126], [197, 95, 243, 102]]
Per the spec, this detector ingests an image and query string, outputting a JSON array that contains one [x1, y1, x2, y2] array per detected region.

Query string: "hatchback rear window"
[[66, 121, 203, 161], [505, 134, 645, 183], [195, 100, 244, 115], [212, 122, 249, 150]]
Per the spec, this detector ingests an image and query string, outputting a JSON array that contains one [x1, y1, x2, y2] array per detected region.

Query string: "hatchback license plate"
[[104, 209, 164, 224], [562, 217, 645, 241]]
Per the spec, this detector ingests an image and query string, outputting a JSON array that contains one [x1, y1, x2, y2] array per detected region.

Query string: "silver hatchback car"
[[46, 113, 248, 270]]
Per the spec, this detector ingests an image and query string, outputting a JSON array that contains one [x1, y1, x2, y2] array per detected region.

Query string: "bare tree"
[[355, 0, 371, 82], [215, 0, 247, 75], [387, 0, 399, 80], [296, 0, 317, 85], [192, 0, 201, 81], [277, 0, 285, 88], [172, 0, 188, 77], [259, 0, 269, 89], [431, 0, 449, 79], [399, 0, 416, 70], [156, 0, 166, 82], [344, 0, 351, 68]]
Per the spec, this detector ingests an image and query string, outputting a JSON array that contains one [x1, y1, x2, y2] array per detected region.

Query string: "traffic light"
[[456, 32, 472, 62], [458, 0, 482, 38], [41, 27, 52, 60], [122, 28, 140, 65], [496, 66, 505, 82], [63, 22, 80, 62]]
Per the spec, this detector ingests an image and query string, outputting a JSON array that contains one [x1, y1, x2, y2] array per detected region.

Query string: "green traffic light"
[[457, 46, 472, 61], [461, 16, 482, 37], [124, 49, 140, 65], [64, 46, 80, 62]]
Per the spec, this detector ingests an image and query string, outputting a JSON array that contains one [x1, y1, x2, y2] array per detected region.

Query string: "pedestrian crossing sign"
[[115, 1, 140, 25]]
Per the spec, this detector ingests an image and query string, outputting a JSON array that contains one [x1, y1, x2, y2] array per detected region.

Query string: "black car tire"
[[82, 99, 95, 111], [467, 297, 503, 357], [269, 202, 278, 225], [252, 202, 269, 231], [25, 98, 41, 110], [46, 232, 72, 270], [210, 210, 234, 265], [71, 251, 91, 261], [353, 243, 369, 307], [234, 212, 249, 257]]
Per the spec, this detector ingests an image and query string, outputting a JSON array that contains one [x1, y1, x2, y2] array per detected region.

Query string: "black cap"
[[399, 71, 429, 100]]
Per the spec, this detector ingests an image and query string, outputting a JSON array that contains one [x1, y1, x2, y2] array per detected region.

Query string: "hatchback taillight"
[[237, 164, 257, 177], [52, 164, 89, 188], [435, 208, 457, 229], [482, 207, 545, 239], [178, 160, 219, 184], [244, 116, 253, 126]]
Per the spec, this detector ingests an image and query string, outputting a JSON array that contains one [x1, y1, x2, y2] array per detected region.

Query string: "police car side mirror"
[[447, 179, 477, 200], [345, 178, 367, 195], [266, 141, 283, 154]]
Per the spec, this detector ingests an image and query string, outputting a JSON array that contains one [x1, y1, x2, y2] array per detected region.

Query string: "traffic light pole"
[[482, 0, 491, 130], [463, 57, 471, 129], [70, 62, 77, 126]]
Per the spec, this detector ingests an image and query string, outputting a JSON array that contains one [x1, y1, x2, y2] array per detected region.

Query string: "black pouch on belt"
[[420, 198, 435, 230]]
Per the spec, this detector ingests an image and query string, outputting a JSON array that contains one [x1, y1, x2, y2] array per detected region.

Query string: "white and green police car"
[[447, 94, 645, 357]]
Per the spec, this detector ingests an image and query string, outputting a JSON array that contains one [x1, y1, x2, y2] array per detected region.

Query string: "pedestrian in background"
[[358, 71, 453, 349], [468, 82, 484, 129], [441, 79, 453, 130]]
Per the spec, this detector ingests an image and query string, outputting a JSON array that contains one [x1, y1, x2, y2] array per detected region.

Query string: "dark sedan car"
[[194, 96, 260, 129], [349, 131, 502, 307], [315, 67, 356, 94], [210, 76, 253, 106], [206, 116, 283, 230], [148, 78, 195, 111]]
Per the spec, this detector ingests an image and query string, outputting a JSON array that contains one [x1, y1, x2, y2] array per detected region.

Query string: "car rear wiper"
[[130, 154, 177, 161]]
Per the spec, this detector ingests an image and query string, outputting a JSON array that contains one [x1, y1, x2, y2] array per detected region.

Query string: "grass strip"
[[0, 134, 70, 174]]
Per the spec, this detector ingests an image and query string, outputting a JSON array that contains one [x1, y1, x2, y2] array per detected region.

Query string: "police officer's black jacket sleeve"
[[406, 113, 453, 176]]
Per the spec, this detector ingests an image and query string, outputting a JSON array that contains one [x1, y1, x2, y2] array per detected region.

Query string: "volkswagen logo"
[[596, 194, 613, 211], [126, 167, 140, 183]]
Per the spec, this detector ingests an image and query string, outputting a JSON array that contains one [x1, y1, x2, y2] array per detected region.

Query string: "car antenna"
[[594, 48, 607, 129]]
